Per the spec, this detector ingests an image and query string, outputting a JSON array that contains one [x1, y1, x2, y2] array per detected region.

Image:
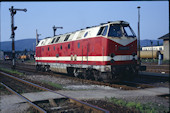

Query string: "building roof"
[[158, 33, 170, 40]]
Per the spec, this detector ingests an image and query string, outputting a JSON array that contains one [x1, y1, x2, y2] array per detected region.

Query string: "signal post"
[[9, 6, 27, 69]]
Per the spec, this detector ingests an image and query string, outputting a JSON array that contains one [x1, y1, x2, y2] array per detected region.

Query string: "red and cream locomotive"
[[35, 21, 145, 81]]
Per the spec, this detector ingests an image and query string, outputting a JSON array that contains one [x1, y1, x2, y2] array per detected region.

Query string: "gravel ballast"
[[0, 71, 169, 112]]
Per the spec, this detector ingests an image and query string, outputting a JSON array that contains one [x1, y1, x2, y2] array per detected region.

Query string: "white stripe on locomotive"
[[35, 55, 137, 62]]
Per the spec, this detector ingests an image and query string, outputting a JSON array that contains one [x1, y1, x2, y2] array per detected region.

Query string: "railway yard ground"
[[0, 60, 169, 113]]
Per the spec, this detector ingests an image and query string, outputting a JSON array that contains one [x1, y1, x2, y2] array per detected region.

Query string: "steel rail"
[[0, 82, 47, 113], [0, 62, 167, 90], [122, 81, 154, 88], [13, 66, 139, 90], [0, 71, 110, 113]]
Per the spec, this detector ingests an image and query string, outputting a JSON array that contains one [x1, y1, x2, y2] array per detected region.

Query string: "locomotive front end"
[[106, 21, 139, 80]]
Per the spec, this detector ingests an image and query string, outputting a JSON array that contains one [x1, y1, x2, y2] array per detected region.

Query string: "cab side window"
[[97, 26, 108, 36]]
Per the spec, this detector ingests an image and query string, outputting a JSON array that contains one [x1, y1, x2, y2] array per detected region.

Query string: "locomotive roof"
[[44, 20, 129, 39], [37, 20, 130, 47]]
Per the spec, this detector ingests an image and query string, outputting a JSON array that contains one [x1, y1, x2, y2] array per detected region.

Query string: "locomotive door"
[[70, 41, 74, 63], [82, 40, 89, 64], [70, 40, 89, 64]]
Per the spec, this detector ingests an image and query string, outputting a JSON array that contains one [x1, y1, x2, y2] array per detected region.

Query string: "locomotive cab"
[[106, 22, 138, 81]]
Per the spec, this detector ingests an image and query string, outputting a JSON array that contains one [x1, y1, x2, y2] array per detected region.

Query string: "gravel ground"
[[0, 67, 169, 112], [19, 74, 169, 107], [0, 96, 31, 113], [25, 74, 90, 85]]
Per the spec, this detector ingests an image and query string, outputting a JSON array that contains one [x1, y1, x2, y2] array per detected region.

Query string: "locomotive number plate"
[[119, 46, 130, 50]]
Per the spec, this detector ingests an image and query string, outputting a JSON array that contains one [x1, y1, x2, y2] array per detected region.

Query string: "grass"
[[0, 67, 24, 75], [105, 97, 169, 113], [23, 59, 35, 63], [16, 59, 35, 64], [41, 80, 64, 90], [0, 67, 63, 90]]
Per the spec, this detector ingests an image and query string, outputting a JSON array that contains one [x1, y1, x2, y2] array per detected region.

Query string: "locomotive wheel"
[[119, 67, 136, 81], [41, 67, 45, 72], [100, 72, 113, 82], [36, 65, 42, 71], [73, 69, 79, 77], [83, 69, 95, 80], [92, 70, 100, 81], [44, 65, 50, 72], [72, 68, 83, 78], [36, 65, 40, 71], [120, 68, 136, 81], [128, 68, 138, 81], [67, 67, 74, 76], [84, 70, 91, 80]]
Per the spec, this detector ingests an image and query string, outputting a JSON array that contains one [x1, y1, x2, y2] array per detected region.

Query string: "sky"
[[0, 1, 169, 42]]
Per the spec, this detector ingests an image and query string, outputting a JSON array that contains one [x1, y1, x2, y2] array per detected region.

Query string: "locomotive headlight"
[[132, 53, 136, 61], [132, 52, 136, 57], [111, 59, 114, 63], [132, 58, 136, 61], [110, 53, 115, 58]]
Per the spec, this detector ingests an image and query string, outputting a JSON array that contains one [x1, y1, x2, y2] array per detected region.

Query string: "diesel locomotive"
[[35, 21, 145, 82]]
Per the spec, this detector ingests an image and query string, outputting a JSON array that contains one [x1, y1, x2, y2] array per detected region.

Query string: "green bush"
[[126, 102, 136, 108], [116, 100, 126, 106], [105, 97, 169, 113]]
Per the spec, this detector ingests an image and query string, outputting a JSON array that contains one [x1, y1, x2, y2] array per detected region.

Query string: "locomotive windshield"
[[123, 25, 136, 37], [108, 25, 122, 37], [108, 24, 136, 37]]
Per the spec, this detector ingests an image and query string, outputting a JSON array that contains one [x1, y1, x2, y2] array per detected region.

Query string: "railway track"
[[0, 82, 47, 113], [119, 81, 155, 89], [138, 72, 169, 81], [17, 64, 157, 90], [0, 71, 110, 113], [2, 65, 140, 90], [1, 61, 155, 90], [1, 61, 168, 90]]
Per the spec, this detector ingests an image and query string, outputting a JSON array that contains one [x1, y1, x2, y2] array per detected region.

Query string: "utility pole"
[[137, 6, 141, 66], [36, 29, 41, 46], [150, 40, 153, 63], [33, 43, 35, 52], [9, 6, 27, 69], [53, 25, 63, 36]]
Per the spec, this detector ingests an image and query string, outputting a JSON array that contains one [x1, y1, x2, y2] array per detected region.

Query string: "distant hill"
[[0, 39, 36, 51], [140, 39, 163, 47], [0, 38, 163, 52]]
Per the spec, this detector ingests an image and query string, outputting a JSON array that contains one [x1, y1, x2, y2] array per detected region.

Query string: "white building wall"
[[142, 46, 164, 51], [163, 40, 169, 60]]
